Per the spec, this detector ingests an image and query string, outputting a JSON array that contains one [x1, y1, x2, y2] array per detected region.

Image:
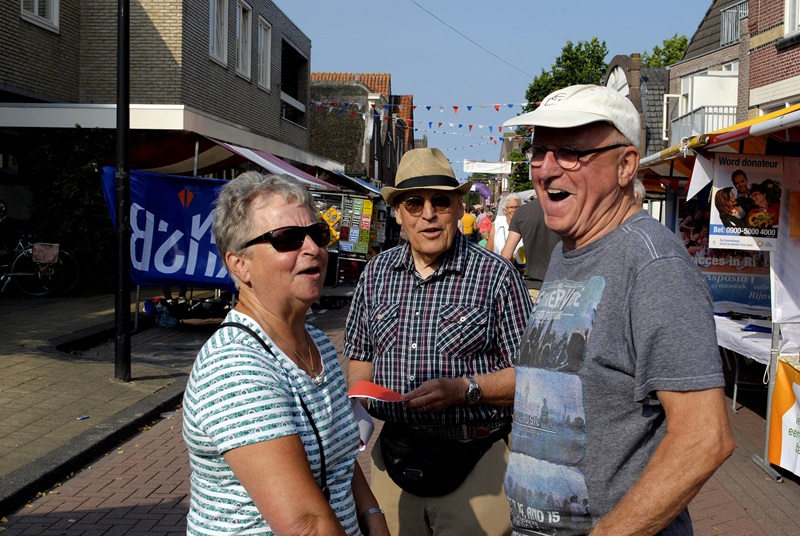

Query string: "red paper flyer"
[[348, 380, 404, 402]]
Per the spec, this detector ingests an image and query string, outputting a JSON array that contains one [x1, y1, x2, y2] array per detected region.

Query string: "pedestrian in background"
[[479, 230, 489, 248], [461, 204, 478, 242], [500, 195, 560, 301], [487, 193, 521, 255], [478, 206, 494, 235], [503, 84, 734, 535], [183, 172, 388, 536], [346, 148, 531, 535]]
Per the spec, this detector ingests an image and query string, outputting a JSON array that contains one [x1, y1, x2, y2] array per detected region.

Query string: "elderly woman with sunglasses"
[[183, 172, 388, 536]]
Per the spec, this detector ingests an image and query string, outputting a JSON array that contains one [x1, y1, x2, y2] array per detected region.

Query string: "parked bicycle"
[[0, 201, 80, 296]]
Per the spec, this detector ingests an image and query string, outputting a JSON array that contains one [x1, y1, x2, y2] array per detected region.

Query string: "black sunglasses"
[[525, 143, 629, 170], [400, 194, 455, 216], [242, 222, 331, 251]]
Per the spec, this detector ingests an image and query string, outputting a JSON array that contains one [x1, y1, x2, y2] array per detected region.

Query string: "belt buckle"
[[474, 426, 490, 439]]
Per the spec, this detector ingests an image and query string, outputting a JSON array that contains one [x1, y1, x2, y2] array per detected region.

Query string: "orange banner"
[[768, 359, 800, 475]]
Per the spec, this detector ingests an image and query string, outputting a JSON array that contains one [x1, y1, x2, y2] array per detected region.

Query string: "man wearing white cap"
[[346, 147, 532, 535], [502, 85, 734, 535]]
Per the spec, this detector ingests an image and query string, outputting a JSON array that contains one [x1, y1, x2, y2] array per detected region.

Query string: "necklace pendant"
[[312, 372, 325, 386]]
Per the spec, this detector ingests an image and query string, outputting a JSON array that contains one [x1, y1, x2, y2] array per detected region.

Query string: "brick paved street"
[[2, 296, 800, 534]]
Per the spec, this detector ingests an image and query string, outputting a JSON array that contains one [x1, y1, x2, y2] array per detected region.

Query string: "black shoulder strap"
[[217, 321, 330, 501]]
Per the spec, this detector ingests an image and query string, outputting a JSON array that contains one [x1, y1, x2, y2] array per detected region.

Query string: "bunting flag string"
[[412, 126, 531, 141], [310, 100, 536, 137], [310, 100, 527, 114]]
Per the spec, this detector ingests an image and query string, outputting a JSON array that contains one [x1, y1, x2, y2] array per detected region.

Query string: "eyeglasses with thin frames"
[[525, 143, 629, 170], [399, 194, 456, 216], [242, 222, 331, 251]]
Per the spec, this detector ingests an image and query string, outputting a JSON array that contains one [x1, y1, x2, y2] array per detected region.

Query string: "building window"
[[722, 60, 739, 71], [21, 0, 60, 31], [236, 1, 251, 77], [280, 39, 309, 125], [258, 18, 272, 90], [787, 0, 800, 35], [720, 1, 748, 46], [209, 0, 228, 65]]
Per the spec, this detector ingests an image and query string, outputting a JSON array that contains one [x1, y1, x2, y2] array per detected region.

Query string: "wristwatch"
[[465, 376, 482, 404]]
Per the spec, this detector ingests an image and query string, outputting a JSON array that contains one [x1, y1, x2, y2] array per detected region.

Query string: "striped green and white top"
[[183, 310, 361, 535]]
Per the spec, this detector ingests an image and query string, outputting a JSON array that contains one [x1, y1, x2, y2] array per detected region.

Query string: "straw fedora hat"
[[382, 148, 472, 205]]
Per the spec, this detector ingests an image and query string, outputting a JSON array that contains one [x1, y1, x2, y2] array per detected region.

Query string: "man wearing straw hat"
[[346, 147, 531, 535]]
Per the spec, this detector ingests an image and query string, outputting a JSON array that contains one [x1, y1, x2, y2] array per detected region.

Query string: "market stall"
[[639, 107, 800, 481], [313, 190, 388, 288]]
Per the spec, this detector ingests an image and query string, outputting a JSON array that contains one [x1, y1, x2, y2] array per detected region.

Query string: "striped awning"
[[128, 133, 338, 191], [209, 138, 338, 191], [639, 103, 800, 186]]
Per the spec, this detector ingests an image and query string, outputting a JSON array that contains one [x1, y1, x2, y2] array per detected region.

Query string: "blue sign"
[[101, 167, 235, 291]]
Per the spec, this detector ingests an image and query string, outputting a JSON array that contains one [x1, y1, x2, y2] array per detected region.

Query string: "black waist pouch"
[[379, 422, 508, 497]]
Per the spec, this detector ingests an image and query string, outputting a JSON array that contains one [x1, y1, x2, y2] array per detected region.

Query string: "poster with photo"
[[677, 188, 771, 316], [709, 154, 783, 251]]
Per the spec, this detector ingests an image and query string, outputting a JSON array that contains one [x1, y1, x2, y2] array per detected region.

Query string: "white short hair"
[[633, 178, 646, 206], [499, 193, 522, 212]]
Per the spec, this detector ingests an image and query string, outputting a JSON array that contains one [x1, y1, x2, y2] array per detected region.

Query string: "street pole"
[[115, 0, 131, 381]]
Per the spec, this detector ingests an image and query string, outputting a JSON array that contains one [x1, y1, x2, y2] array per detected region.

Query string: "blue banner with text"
[[101, 167, 235, 292]]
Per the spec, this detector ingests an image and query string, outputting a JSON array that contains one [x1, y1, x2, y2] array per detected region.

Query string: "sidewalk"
[[0, 289, 208, 515], [1, 293, 800, 534]]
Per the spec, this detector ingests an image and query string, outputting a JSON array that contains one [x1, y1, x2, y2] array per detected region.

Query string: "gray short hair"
[[213, 172, 317, 287]]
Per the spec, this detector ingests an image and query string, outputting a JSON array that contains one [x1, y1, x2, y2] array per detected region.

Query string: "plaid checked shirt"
[[345, 233, 532, 425]]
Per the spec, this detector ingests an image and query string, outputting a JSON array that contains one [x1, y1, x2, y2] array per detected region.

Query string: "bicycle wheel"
[[57, 250, 80, 294], [11, 248, 63, 296]]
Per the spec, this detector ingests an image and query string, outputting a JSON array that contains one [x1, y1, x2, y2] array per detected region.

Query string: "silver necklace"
[[248, 307, 325, 386]]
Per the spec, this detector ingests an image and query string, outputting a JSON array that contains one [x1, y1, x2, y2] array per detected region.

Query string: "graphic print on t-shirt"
[[506, 277, 604, 535]]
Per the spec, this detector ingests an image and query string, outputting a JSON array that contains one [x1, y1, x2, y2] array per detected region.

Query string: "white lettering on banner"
[[205, 251, 227, 278], [186, 212, 215, 275], [129, 202, 227, 281], [131, 204, 155, 271], [155, 230, 185, 274]]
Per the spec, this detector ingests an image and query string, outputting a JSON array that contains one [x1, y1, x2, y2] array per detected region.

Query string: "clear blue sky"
[[274, 0, 711, 180]]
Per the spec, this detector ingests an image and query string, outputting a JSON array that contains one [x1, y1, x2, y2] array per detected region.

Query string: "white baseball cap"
[[504, 84, 642, 148]]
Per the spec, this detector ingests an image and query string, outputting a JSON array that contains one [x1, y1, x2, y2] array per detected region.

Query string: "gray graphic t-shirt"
[[506, 213, 725, 536]]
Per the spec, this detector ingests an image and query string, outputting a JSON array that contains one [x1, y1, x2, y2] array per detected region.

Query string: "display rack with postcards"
[[313, 192, 388, 287]]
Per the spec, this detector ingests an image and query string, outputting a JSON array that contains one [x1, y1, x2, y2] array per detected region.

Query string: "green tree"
[[642, 33, 688, 67], [508, 38, 609, 192], [523, 38, 609, 113], [508, 150, 530, 193], [464, 191, 482, 209]]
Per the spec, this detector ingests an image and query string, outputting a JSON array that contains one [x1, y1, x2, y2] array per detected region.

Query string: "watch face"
[[467, 379, 482, 403]]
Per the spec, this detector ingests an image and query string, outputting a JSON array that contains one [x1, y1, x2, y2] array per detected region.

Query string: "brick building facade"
[[747, 0, 800, 114], [0, 0, 339, 177], [309, 73, 413, 187]]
